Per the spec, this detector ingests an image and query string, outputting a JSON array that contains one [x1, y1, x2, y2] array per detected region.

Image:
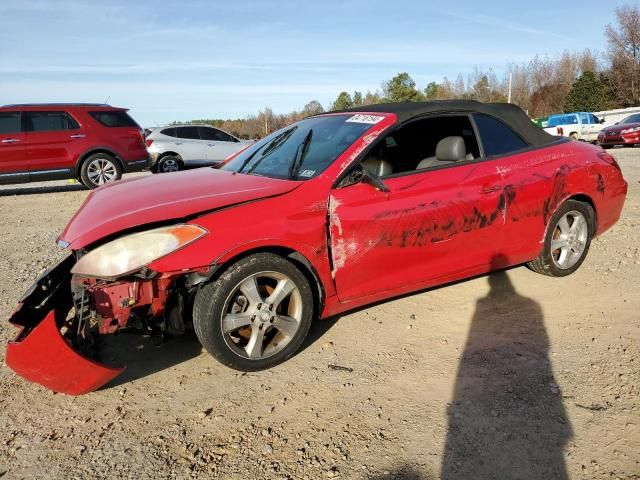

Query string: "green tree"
[[424, 82, 440, 99], [383, 72, 424, 102], [302, 100, 324, 116], [564, 71, 614, 112], [332, 91, 353, 110]]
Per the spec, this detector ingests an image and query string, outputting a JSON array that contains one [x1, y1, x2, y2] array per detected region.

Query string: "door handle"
[[480, 185, 501, 194], [70, 134, 86, 139], [1, 138, 20, 144]]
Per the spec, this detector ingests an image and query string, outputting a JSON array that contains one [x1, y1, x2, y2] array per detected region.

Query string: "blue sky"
[[0, 0, 621, 126]]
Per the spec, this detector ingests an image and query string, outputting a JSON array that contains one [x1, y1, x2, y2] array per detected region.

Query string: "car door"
[[0, 111, 27, 183], [24, 111, 83, 180], [588, 114, 603, 142], [175, 126, 207, 164], [199, 126, 242, 163], [472, 113, 565, 265], [328, 147, 506, 302]]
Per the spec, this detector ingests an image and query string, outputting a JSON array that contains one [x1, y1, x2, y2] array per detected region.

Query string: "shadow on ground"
[[440, 255, 572, 479], [98, 331, 203, 390], [0, 183, 86, 196]]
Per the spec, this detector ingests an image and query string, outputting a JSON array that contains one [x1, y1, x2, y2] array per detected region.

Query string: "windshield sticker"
[[298, 169, 316, 178], [346, 114, 385, 124]]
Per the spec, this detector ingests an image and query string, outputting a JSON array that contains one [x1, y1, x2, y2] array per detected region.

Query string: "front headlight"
[[621, 126, 640, 134], [71, 224, 207, 279]]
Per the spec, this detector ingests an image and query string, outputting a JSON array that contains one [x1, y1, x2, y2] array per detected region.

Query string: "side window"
[[27, 111, 79, 132], [473, 114, 528, 157], [589, 114, 600, 124], [580, 113, 589, 124], [177, 126, 200, 140], [89, 111, 138, 128], [0, 112, 21, 134], [199, 127, 236, 142], [360, 115, 481, 177], [161, 127, 177, 137]]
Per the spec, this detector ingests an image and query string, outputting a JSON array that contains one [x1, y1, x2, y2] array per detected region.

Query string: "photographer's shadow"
[[441, 256, 572, 479]]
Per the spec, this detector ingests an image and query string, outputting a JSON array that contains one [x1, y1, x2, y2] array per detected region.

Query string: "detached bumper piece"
[[5, 255, 124, 395]]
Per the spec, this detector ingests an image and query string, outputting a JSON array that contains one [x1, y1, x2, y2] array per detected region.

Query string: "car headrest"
[[362, 157, 393, 177], [436, 136, 467, 162]]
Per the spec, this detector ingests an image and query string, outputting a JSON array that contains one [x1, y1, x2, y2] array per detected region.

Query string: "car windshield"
[[621, 114, 640, 124], [221, 115, 377, 180]]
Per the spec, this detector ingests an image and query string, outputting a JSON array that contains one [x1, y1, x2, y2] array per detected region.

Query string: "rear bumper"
[[123, 155, 150, 173], [5, 255, 124, 395]]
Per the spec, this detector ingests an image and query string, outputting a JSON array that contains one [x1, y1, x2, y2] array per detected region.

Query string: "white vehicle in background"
[[145, 124, 254, 173], [543, 112, 604, 142]]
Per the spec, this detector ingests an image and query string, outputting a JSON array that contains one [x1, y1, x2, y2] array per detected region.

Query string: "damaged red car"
[[6, 101, 627, 394]]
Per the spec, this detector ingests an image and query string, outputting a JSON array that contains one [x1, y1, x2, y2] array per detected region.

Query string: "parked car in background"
[[5, 100, 627, 394], [543, 112, 604, 142], [0, 103, 148, 188], [597, 113, 640, 148], [145, 124, 254, 173]]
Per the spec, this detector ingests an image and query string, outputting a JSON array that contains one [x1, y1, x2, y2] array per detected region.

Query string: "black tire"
[[156, 155, 182, 173], [569, 132, 578, 141], [527, 200, 595, 277], [193, 253, 314, 371], [79, 153, 122, 189], [602, 145, 613, 149]]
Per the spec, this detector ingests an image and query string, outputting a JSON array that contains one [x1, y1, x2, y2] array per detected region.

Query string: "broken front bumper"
[[5, 255, 123, 395]]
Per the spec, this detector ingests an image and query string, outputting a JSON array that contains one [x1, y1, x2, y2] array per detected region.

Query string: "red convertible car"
[[6, 101, 627, 394]]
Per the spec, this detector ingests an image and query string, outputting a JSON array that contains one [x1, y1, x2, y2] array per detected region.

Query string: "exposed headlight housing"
[[71, 224, 207, 279]]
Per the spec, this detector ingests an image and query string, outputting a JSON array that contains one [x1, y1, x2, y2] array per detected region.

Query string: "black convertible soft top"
[[334, 100, 558, 147]]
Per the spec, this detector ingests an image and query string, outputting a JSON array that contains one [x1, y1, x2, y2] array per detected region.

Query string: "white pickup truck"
[[543, 112, 604, 142]]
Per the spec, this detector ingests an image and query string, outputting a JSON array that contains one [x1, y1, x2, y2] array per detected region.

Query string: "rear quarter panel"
[[501, 141, 626, 264]]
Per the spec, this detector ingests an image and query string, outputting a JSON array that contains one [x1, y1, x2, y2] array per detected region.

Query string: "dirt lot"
[[0, 149, 638, 480]]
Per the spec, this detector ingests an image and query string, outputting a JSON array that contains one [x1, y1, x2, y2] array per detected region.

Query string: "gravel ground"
[[0, 151, 638, 480]]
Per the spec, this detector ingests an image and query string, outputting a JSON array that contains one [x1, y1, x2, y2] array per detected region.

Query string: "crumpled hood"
[[60, 168, 300, 248]]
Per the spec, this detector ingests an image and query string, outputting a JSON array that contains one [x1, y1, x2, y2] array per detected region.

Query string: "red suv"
[[0, 103, 149, 189]]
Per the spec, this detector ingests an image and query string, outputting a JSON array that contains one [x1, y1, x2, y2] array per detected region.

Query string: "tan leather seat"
[[417, 136, 473, 169]]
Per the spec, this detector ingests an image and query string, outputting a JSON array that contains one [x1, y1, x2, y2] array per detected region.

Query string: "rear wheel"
[[80, 153, 122, 189], [193, 253, 314, 371], [527, 200, 594, 277], [569, 132, 578, 140], [156, 155, 182, 173]]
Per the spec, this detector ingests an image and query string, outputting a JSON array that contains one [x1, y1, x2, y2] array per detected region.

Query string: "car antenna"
[[104, 95, 111, 105]]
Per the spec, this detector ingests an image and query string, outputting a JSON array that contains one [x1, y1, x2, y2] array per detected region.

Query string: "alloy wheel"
[[87, 158, 118, 185], [221, 271, 303, 360], [550, 210, 589, 269]]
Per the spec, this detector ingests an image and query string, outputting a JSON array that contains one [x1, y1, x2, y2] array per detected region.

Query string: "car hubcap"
[[161, 159, 179, 172], [221, 271, 303, 360], [551, 210, 588, 269], [87, 158, 117, 185]]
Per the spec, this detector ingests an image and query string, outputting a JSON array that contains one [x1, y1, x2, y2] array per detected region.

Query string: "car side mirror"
[[600, 118, 605, 124], [342, 164, 390, 192]]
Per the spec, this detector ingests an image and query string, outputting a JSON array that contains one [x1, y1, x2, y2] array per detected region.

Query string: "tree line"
[[190, 4, 639, 139]]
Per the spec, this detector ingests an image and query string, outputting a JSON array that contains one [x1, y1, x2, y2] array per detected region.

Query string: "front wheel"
[[80, 154, 122, 188], [527, 200, 594, 277], [193, 253, 314, 371]]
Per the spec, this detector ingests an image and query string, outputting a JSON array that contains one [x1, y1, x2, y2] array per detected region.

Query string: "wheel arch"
[[205, 246, 326, 320], [566, 193, 597, 234]]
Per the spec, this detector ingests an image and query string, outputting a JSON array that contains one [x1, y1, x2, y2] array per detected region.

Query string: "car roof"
[[158, 123, 219, 128], [0, 103, 127, 111], [329, 100, 558, 147]]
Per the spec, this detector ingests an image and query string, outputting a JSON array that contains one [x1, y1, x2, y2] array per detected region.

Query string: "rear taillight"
[[557, 127, 564, 136], [145, 139, 154, 147], [597, 151, 621, 171]]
